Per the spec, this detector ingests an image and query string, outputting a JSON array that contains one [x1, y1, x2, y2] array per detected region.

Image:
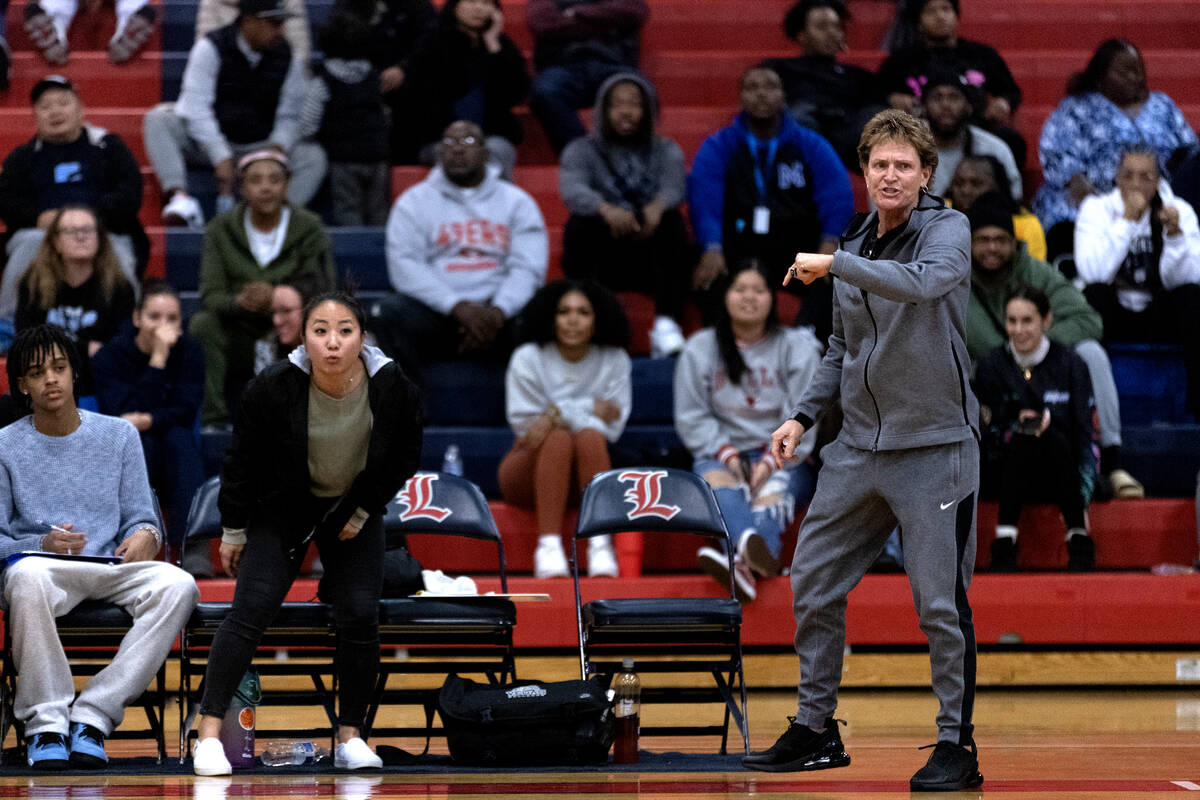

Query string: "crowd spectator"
[[689, 67, 854, 340], [920, 69, 1021, 202], [877, 0, 1025, 167], [966, 192, 1143, 499], [91, 281, 208, 571], [498, 280, 630, 579], [329, 0, 436, 162], [526, 0, 649, 154], [142, 0, 326, 229], [189, 150, 335, 428], [196, 0, 310, 67], [0, 324, 199, 770], [253, 275, 322, 374], [16, 205, 135, 396], [400, 0, 530, 177], [1034, 39, 1196, 262], [0, 76, 144, 327], [974, 286, 1097, 572], [946, 155, 1045, 259], [673, 263, 822, 603], [1074, 146, 1200, 421], [23, 0, 157, 64], [298, 8, 391, 226], [369, 121, 547, 382], [761, 0, 884, 171], [559, 73, 690, 358]]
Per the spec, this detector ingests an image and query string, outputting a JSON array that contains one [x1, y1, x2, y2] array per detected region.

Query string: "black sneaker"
[[742, 716, 849, 772], [909, 740, 983, 791], [990, 536, 1017, 572], [1067, 533, 1095, 572]]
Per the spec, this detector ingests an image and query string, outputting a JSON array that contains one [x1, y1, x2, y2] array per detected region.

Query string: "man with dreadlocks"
[[0, 324, 198, 770]]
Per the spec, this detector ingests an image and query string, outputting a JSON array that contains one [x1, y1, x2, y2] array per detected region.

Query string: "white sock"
[[995, 525, 1018, 541], [537, 534, 562, 550], [1066, 527, 1088, 541]]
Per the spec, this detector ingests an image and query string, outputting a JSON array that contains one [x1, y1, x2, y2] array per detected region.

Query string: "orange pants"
[[497, 427, 610, 537]]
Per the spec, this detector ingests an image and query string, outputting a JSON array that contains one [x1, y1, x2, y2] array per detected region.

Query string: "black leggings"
[[995, 428, 1087, 531], [197, 501, 385, 728]]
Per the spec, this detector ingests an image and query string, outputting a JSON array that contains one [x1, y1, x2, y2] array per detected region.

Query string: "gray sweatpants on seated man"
[[0, 231, 138, 321], [3, 558, 198, 736], [142, 102, 327, 207], [791, 437, 979, 745]]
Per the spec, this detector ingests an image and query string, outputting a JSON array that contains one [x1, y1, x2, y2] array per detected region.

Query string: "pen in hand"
[[39, 521, 76, 556]]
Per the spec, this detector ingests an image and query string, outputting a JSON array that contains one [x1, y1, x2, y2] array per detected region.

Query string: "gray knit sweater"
[[0, 410, 159, 560]]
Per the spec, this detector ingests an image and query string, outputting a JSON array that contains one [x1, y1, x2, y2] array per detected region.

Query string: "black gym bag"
[[437, 673, 614, 765]]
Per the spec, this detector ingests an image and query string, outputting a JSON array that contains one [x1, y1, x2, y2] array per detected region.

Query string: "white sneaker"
[[732, 556, 757, 603], [533, 537, 569, 579], [649, 316, 685, 358], [697, 546, 756, 602], [192, 737, 232, 776], [162, 193, 204, 229], [334, 737, 383, 770], [737, 530, 780, 578], [587, 535, 619, 577]]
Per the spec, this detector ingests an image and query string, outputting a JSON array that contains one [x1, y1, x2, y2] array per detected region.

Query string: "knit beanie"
[[909, 0, 960, 21], [967, 191, 1015, 235]]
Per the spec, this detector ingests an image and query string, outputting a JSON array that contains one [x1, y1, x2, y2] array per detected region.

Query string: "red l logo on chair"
[[397, 474, 453, 522], [617, 470, 681, 521]]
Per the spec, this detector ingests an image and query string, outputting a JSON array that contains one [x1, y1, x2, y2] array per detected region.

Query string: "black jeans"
[[198, 499, 385, 728], [562, 209, 695, 319], [1084, 281, 1200, 418]]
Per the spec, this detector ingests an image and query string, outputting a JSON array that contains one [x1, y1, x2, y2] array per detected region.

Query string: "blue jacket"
[[687, 111, 854, 253]]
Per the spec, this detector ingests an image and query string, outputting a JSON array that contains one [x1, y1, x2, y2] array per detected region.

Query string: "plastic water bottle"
[[442, 444, 464, 476], [612, 657, 641, 764], [260, 740, 330, 766]]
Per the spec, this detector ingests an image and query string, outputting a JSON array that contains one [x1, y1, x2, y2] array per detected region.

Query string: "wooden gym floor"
[[3, 676, 1199, 799]]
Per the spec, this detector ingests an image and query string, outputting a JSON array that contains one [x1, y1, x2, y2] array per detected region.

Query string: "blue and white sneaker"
[[27, 731, 69, 769], [68, 722, 108, 768]]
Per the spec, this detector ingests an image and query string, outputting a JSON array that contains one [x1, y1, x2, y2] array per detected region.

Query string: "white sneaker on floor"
[[649, 316, 685, 358], [587, 536, 619, 577], [162, 193, 204, 229], [334, 737, 383, 770], [192, 737, 232, 776], [534, 538, 569, 579]]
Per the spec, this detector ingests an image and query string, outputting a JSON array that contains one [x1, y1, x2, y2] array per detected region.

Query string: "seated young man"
[[0, 325, 199, 770]]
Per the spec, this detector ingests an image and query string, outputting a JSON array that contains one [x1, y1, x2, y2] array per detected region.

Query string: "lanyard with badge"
[[748, 134, 778, 235]]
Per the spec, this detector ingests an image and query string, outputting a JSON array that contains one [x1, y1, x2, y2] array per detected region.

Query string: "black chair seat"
[[57, 600, 135, 630], [584, 597, 742, 629], [378, 597, 515, 628], [188, 601, 333, 631]]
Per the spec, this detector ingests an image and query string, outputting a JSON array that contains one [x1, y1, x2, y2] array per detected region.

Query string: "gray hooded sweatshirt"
[[793, 192, 979, 451], [558, 72, 686, 215]]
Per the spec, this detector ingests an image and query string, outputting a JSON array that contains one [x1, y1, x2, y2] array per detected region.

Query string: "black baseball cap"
[[30, 75, 76, 104], [228, 0, 295, 19]]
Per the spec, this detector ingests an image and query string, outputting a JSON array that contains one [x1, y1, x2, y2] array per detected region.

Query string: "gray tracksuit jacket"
[[792, 191, 979, 451]]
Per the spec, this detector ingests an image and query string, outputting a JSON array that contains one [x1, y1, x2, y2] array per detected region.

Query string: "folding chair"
[[0, 495, 173, 764], [572, 467, 749, 755], [177, 476, 338, 762], [364, 471, 517, 743]]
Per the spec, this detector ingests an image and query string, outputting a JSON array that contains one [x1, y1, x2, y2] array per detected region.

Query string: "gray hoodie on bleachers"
[[792, 192, 979, 452]]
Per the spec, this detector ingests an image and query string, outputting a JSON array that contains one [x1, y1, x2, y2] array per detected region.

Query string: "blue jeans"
[[529, 62, 642, 153], [694, 450, 816, 558]]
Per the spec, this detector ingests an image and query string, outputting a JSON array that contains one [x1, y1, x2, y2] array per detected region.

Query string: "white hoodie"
[[1074, 180, 1200, 312], [385, 163, 548, 317]]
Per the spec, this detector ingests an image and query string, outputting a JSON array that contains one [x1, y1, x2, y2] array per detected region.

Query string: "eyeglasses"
[[441, 135, 480, 147], [58, 225, 97, 238]]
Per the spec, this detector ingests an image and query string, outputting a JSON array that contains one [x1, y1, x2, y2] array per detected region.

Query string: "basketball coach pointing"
[[744, 109, 983, 793]]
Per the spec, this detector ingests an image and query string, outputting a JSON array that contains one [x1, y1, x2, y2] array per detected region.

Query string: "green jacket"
[[199, 203, 336, 315], [966, 241, 1103, 365]]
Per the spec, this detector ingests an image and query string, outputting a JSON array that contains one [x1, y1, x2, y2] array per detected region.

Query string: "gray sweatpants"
[[790, 437, 979, 745], [3, 558, 199, 737], [142, 103, 327, 207]]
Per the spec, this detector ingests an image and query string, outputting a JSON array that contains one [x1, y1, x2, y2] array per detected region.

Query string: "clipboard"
[[5, 552, 123, 567]]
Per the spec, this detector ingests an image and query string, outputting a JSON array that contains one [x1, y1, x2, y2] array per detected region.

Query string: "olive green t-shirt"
[[308, 377, 372, 499]]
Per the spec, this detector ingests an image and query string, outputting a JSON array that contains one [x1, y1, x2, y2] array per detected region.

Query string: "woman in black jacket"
[[974, 285, 1097, 572], [400, 0, 530, 175], [191, 290, 423, 776]]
